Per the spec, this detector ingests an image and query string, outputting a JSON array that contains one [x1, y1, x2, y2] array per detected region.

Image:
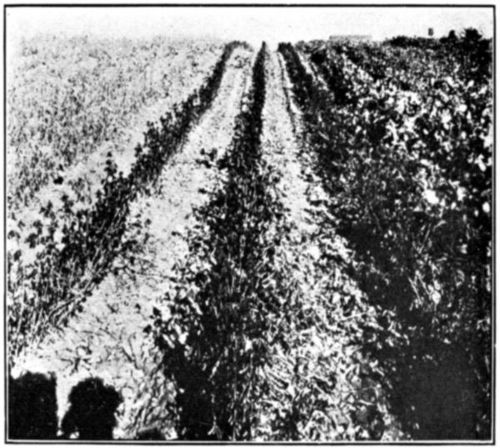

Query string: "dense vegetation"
[[279, 29, 491, 439]]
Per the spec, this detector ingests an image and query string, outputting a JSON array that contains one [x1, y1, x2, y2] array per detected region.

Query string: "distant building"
[[329, 35, 372, 43]]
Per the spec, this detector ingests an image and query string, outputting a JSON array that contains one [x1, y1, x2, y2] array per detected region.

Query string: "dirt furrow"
[[12, 47, 254, 440]]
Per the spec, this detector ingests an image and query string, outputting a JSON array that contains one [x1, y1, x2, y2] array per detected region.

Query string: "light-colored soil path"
[[13, 47, 254, 440], [256, 50, 402, 441]]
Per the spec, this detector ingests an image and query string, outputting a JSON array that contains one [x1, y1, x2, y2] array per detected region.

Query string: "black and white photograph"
[[4, 2, 494, 442]]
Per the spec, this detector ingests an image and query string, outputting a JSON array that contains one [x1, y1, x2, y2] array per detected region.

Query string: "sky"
[[6, 5, 494, 48]]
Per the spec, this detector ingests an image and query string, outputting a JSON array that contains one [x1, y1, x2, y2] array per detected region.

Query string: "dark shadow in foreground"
[[61, 377, 122, 440], [8, 372, 58, 439]]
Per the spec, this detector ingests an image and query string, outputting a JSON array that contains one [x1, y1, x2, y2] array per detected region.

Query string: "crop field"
[[7, 30, 492, 441]]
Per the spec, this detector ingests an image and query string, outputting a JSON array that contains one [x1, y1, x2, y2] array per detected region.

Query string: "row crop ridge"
[[8, 42, 243, 361]]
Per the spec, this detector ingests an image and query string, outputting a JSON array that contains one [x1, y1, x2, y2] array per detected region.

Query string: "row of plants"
[[8, 36, 223, 209], [149, 42, 289, 440], [262, 51, 404, 441], [8, 41, 243, 362], [279, 40, 491, 439]]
